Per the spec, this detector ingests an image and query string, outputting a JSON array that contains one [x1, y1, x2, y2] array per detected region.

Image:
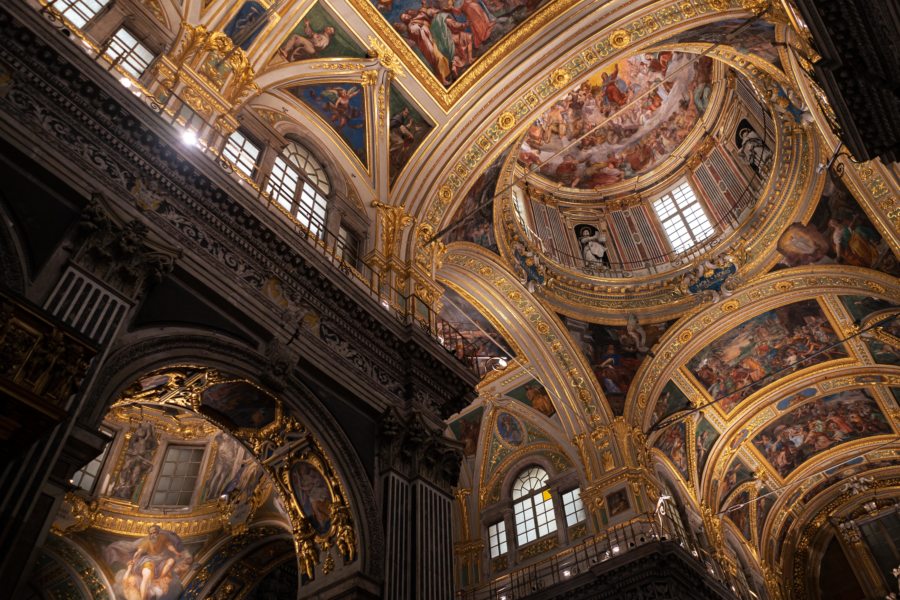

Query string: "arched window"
[[266, 141, 330, 238], [512, 466, 557, 545]]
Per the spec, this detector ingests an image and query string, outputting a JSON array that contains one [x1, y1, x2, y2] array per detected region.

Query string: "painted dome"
[[518, 52, 713, 190]]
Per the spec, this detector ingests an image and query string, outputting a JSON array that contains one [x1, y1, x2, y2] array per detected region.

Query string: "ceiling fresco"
[[686, 299, 848, 415], [776, 171, 900, 275], [653, 18, 782, 70], [270, 2, 367, 65], [388, 83, 433, 185], [749, 388, 893, 479], [442, 147, 510, 252], [562, 315, 673, 416], [374, 0, 552, 87], [285, 83, 369, 167], [518, 52, 714, 190]]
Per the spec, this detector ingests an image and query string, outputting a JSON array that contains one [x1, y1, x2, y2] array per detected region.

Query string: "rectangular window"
[[652, 182, 714, 254], [70, 430, 113, 493], [514, 498, 537, 545], [266, 156, 300, 212], [488, 521, 508, 558], [534, 489, 558, 538], [55, 0, 109, 29], [222, 130, 261, 178], [298, 183, 327, 238], [337, 225, 361, 269], [562, 488, 586, 527], [151, 445, 205, 507], [103, 28, 155, 79]]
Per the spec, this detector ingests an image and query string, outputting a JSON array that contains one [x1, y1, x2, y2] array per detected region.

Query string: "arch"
[[85, 329, 385, 584]]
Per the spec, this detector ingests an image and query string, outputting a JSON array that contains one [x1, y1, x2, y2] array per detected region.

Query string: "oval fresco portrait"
[[289, 461, 334, 535], [496, 412, 524, 446], [201, 381, 278, 429]]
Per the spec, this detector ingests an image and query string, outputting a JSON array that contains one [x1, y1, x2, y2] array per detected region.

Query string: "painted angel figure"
[[318, 87, 363, 130]]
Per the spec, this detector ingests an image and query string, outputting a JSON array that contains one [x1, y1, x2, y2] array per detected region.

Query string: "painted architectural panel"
[[388, 84, 433, 185], [687, 300, 847, 414], [751, 388, 892, 479], [377, 0, 553, 86], [273, 3, 366, 64]]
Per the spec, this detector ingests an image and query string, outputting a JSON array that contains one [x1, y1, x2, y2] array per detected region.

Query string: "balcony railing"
[[34, 4, 487, 376], [458, 512, 754, 600]]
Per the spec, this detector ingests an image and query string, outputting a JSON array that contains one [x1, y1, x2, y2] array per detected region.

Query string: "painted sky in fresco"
[[519, 52, 713, 189], [287, 83, 368, 166]]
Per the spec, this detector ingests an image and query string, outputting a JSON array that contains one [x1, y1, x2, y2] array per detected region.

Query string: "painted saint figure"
[[103, 525, 192, 600], [279, 20, 336, 61]]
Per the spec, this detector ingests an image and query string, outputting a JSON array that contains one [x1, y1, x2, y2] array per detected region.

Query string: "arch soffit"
[[626, 265, 900, 427], [439, 245, 615, 430], [87, 330, 385, 581]]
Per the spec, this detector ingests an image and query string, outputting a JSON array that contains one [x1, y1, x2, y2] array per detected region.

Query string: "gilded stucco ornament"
[[372, 200, 413, 263]]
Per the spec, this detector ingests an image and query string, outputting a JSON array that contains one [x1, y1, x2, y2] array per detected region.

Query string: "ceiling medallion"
[[609, 29, 631, 50], [498, 111, 517, 131], [550, 68, 571, 90]]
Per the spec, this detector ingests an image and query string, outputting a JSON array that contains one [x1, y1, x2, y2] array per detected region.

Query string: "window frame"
[[265, 142, 331, 238], [70, 428, 114, 494], [561, 487, 586, 527], [651, 181, 715, 254], [103, 27, 156, 79], [511, 466, 558, 546], [488, 520, 508, 558], [55, 0, 110, 29], [150, 443, 206, 508], [222, 129, 262, 178]]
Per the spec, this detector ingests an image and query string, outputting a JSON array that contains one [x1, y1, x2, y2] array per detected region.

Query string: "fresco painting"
[[751, 388, 892, 479], [654, 19, 781, 70], [840, 296, 897, 322], [442, 148, 510, 252], [273, 3, 366, 64], [201, 381, 277, 429], [606, 488, 630, 517], [223, 2, 268, 50], [201, 432, 263, 505], [518, 53, 713, 189], [389, 84, 434, 185], [98, 526, 194, 600], [496, 411, 524, 445], [719, 459, 753, 505], [865, 338, 900, 366], [562, 316, 672, 415], [655, 420, 689, 480], [439, 286, 513, 361], [110, 422, 158, 502], [776, 172, 900, 274], [449, 407, 484, 456], [506, 379, 556, 418], [726, 490, 752, 541], [379, 0, 553, 86], [687, 300, 848, 414], [774, 387, 817, 411], [756, 488, 775, 541], [286, 84, 368, 165], [289, 461, 334, 534], [651, 380, 692, 424], [695, 416, 720, 477]]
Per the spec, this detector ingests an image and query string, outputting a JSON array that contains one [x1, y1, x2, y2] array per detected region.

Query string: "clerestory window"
[[103, 27, 156, 79], [488, 520, 508, 558], [652, 181, 714, 254], [223, 129, 261, 178], [55, 0, 109, 29], [512, 466, 557, 545], [266, 141, 330, 238]]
